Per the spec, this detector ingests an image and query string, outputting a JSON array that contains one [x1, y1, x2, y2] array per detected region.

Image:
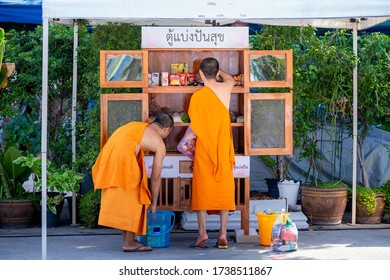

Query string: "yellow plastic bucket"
[[256, 212, 289, 247]]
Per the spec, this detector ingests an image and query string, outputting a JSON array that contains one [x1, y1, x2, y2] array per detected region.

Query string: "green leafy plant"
[[251, 26, 356, 186], [378, 180, 390, 216], [3, 113, 41, 155], [345, 32, 390, 188], [259, 155, 292, 180], [0, 28, 16, 108], [347, 185, 386, 216], [14, 154, 84, 214], [259, 155, 278, 178], [355, 187, 378, 215], [79, 189, 101, 228], [305, 180, 348, 189], [0, 142, 33, 200]]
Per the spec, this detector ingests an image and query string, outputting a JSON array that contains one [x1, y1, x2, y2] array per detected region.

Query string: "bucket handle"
[[146, 212, 175, 237]]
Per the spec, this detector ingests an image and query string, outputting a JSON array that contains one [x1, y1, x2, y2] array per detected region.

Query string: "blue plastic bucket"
[[140, 210, 175, 248]]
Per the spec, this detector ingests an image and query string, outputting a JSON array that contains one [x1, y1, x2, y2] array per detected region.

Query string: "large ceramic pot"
[[356, 194, 385, 224], [301, 187, 348, 225], [0, 199, 34, 229]]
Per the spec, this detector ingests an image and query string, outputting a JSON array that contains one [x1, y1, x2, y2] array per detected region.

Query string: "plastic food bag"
[[271, 212, 298, 252], [177, 126, 196, 160]]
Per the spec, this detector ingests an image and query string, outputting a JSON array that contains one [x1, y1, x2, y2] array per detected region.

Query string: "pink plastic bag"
[[177, 126, 196, 160]]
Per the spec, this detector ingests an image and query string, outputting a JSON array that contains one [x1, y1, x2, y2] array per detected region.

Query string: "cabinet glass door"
[[245, 92, 293, 155], [100, 93, 148, 147], [100, 50, 147, 88], [246, 50, 293, 88]]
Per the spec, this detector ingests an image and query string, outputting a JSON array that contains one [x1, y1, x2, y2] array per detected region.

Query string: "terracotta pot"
[[0, 200, 34, 229], [356, 194, 385, 224], [301, 187, 347, 225]]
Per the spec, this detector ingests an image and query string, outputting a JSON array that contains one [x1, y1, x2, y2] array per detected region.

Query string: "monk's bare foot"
[[192, 234, 208, 247]]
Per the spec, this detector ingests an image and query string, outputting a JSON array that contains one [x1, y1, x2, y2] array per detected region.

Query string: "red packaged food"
[[169, 74, 181, 86], [178, 72, 187, 86]]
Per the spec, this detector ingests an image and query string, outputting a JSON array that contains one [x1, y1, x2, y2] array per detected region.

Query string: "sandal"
[[215, 239, 228, 249], [123, 241, 153, 252]]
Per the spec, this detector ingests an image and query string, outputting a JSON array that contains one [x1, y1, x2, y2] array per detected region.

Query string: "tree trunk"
[[357, 140, 369, 188]]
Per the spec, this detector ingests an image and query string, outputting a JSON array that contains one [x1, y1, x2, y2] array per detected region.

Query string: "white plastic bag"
[[271, 213, 298, 252]]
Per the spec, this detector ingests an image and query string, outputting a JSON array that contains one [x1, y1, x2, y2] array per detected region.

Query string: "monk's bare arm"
[[150, 143, 166, 208], [218, 69, 235, 89], [141, 128, 166, 213]]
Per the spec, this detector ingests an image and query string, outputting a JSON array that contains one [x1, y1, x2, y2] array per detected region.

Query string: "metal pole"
[[351, 22, 358, 225], [41, 17, 49, 260], [71, 21, 79, 226]]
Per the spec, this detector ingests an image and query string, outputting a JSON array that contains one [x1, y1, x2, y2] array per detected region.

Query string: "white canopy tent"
[[41, 0, 390, 259]]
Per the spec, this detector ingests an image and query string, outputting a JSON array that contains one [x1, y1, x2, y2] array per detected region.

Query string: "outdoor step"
[[180, 210, 309, 231]]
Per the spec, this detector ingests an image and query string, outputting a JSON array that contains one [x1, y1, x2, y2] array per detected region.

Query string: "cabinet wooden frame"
[[100, 93, 148, 147], [100, 50, 148, 88], [245, 92, 293, 155], [244, 49, 293, 88], [98, 47, 294, 236]]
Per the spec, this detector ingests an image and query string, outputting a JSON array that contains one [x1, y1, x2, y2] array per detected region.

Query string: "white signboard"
[[141, 26, 249, 49], [233, 156, 250, 178], [144, 156, 178, 178], [144, 155, 250, 178]]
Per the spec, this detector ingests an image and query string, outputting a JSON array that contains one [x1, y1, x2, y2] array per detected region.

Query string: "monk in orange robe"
[[92, 112, 173, 252], [188, 57, 236, 249]]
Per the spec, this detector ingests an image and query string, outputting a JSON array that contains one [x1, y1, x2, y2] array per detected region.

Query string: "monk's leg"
[[218, 210, 229, 243], [195, 210, 208, 245]]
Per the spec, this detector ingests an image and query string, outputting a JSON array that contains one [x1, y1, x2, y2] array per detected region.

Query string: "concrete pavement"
[[1, 219, 390, 260]]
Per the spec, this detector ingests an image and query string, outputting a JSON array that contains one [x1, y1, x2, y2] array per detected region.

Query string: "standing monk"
[[188, 57, 236, 249], [92, 112, 173, 252]]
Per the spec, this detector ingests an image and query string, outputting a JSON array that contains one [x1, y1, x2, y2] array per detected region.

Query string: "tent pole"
[[41, 17, 49, 260], [351, 22, 358, 225], [71, 20, 79, 226]]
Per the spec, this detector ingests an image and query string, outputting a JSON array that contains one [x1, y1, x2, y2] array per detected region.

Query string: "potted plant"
[[300, 181, 348, 225], [379, 180, 390, 223], [260, 155, 281, 199], [15, 153, 84, 227], [260, 155, 299, 207], [0, 143, 38, 228], [350, 186, 386, 224]]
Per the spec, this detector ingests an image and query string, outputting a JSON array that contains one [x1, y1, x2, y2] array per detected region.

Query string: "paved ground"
[[1, 217, 390, 260], [1, 213, 389, 280]]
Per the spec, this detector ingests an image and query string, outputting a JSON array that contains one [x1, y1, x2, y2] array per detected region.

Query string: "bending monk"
[[92, 112, 173, 252], [188, 57, 236, 249]]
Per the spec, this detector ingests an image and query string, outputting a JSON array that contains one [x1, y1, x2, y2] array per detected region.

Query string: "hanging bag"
[[177, 126, 197, 160]]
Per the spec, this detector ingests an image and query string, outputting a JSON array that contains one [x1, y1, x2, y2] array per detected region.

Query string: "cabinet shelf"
[[173, 122, 243, 127], [148, 86, 245, 94]]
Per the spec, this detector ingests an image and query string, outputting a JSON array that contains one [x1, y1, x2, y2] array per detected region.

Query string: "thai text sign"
[[141, 26, 249, 49], [144, 156, 250, 178]]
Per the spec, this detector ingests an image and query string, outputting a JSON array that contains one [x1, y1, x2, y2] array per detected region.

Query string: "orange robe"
[[188, 86, 236, 211], [92, 122, 151, 235]]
